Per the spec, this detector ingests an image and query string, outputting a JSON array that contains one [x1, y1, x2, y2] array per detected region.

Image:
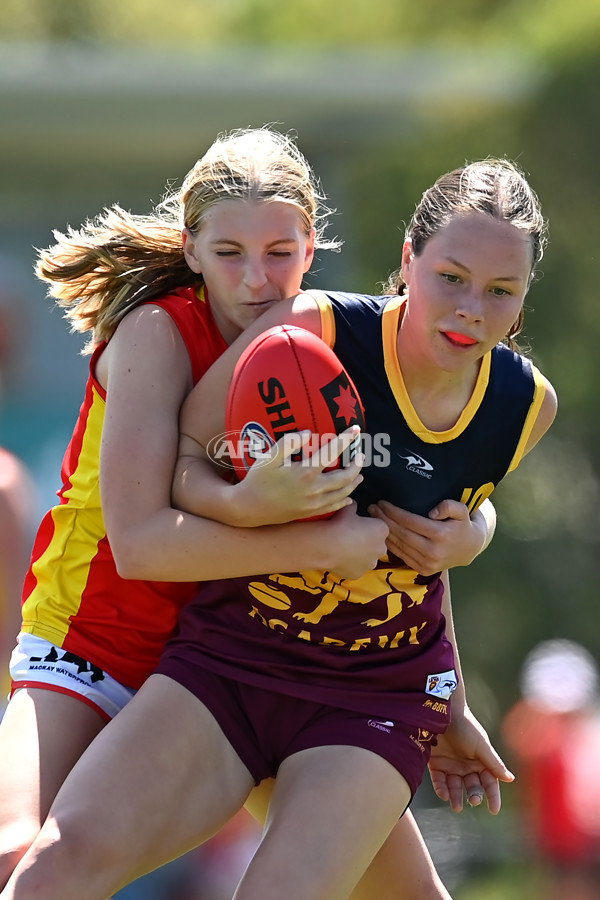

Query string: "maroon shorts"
[[155, 656, 438, 799]]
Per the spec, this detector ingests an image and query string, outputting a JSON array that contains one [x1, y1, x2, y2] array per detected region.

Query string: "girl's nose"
[[455, 289, 484, 322], [242, 258, 268, 290]]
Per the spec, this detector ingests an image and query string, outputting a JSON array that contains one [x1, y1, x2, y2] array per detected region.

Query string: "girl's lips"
[[246, 299, 279, 310], [443, 331, 478, 347]]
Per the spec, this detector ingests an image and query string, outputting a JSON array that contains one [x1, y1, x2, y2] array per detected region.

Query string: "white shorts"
[[9, 633, 136, 722]]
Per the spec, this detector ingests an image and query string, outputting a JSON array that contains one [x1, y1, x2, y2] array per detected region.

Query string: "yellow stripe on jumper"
[[21, 387, 107, 643]]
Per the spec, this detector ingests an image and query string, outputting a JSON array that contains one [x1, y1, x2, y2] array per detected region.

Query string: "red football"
[[225, 324, 365, 483]]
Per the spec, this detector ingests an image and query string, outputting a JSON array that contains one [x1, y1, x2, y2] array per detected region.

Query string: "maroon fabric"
[[160, 570, 454, 734], [155, 658, 437, 799]]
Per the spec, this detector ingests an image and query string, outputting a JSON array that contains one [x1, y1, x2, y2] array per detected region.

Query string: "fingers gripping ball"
[[226, 325, 365, 491]]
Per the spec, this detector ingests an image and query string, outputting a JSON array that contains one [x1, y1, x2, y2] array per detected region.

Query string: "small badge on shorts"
[[425, 670, 457, 701], [367, 719, 394, 734]]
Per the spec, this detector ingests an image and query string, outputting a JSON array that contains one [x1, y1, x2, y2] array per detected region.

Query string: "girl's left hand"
[[427, 707, 515, 815], [368, 498, 489, 575]]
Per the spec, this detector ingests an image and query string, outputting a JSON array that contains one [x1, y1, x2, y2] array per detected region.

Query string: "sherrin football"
[[225, 324, 365, 483]]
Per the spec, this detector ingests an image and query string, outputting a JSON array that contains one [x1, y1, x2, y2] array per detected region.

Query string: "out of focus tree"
[[0, 0, 600, 54]]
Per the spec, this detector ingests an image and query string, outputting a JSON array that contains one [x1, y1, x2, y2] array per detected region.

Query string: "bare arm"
[[0, 450, 36, 669], [172, 291, 369, 528], [419, 381, 557, 809], [368, 374, 557, 576], [522, 375, 558, 457], [427, 572, 514, 814], [99, 304, 386, 583], [172, 290, 502, 565], [173, 428, 365, 527], [178, 293, 321, 457]]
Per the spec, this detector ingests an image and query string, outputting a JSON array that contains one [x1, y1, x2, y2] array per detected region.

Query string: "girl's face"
[[183, 199, 315, 344], [400, 211, 532, 374]]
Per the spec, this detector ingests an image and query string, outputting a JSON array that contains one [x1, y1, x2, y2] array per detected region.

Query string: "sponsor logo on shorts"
[[30, 647, 105, 683], [425, 670, 457, 701], [409, 728, 435, 752], [423, 698, 448, 714], [367, 718, 395, 734]]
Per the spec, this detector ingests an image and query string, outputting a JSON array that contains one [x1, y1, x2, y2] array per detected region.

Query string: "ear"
[[182, 228, 202, 274], [302, 227, 316, 274], [400, 238, 413, 283]]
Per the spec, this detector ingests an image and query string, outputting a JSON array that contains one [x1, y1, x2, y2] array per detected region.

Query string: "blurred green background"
[[0, 1, 599, 897]]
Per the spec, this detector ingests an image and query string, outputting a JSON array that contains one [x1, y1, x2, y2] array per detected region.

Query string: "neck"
[[396, 321, 482, 432]]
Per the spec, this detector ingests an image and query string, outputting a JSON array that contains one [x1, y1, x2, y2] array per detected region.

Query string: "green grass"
[[455, 861, 544, 900]]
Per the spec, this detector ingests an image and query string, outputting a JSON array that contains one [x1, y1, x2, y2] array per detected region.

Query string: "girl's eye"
[[269, 251, 292, 258], [441, 272, 461, 284], [215, 250, 240, 257], [491, 287, 511, 297]]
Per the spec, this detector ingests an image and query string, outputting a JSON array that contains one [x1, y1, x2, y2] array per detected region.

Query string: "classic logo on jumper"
[[425, 670, 458, 701], [368, 719, 394, 734], [398, 451, 433, 479]]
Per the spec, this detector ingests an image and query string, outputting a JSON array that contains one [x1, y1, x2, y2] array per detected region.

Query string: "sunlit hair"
[[36, 127, 338, 351], [384, 159, 548, 349]]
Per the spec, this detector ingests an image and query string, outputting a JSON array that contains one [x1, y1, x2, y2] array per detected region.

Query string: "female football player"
[[0, 127, 497, 900], [0, 157, 554, 900]]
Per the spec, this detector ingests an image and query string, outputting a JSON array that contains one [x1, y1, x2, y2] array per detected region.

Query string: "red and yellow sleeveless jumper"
[[20, 285, 227, 689]]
